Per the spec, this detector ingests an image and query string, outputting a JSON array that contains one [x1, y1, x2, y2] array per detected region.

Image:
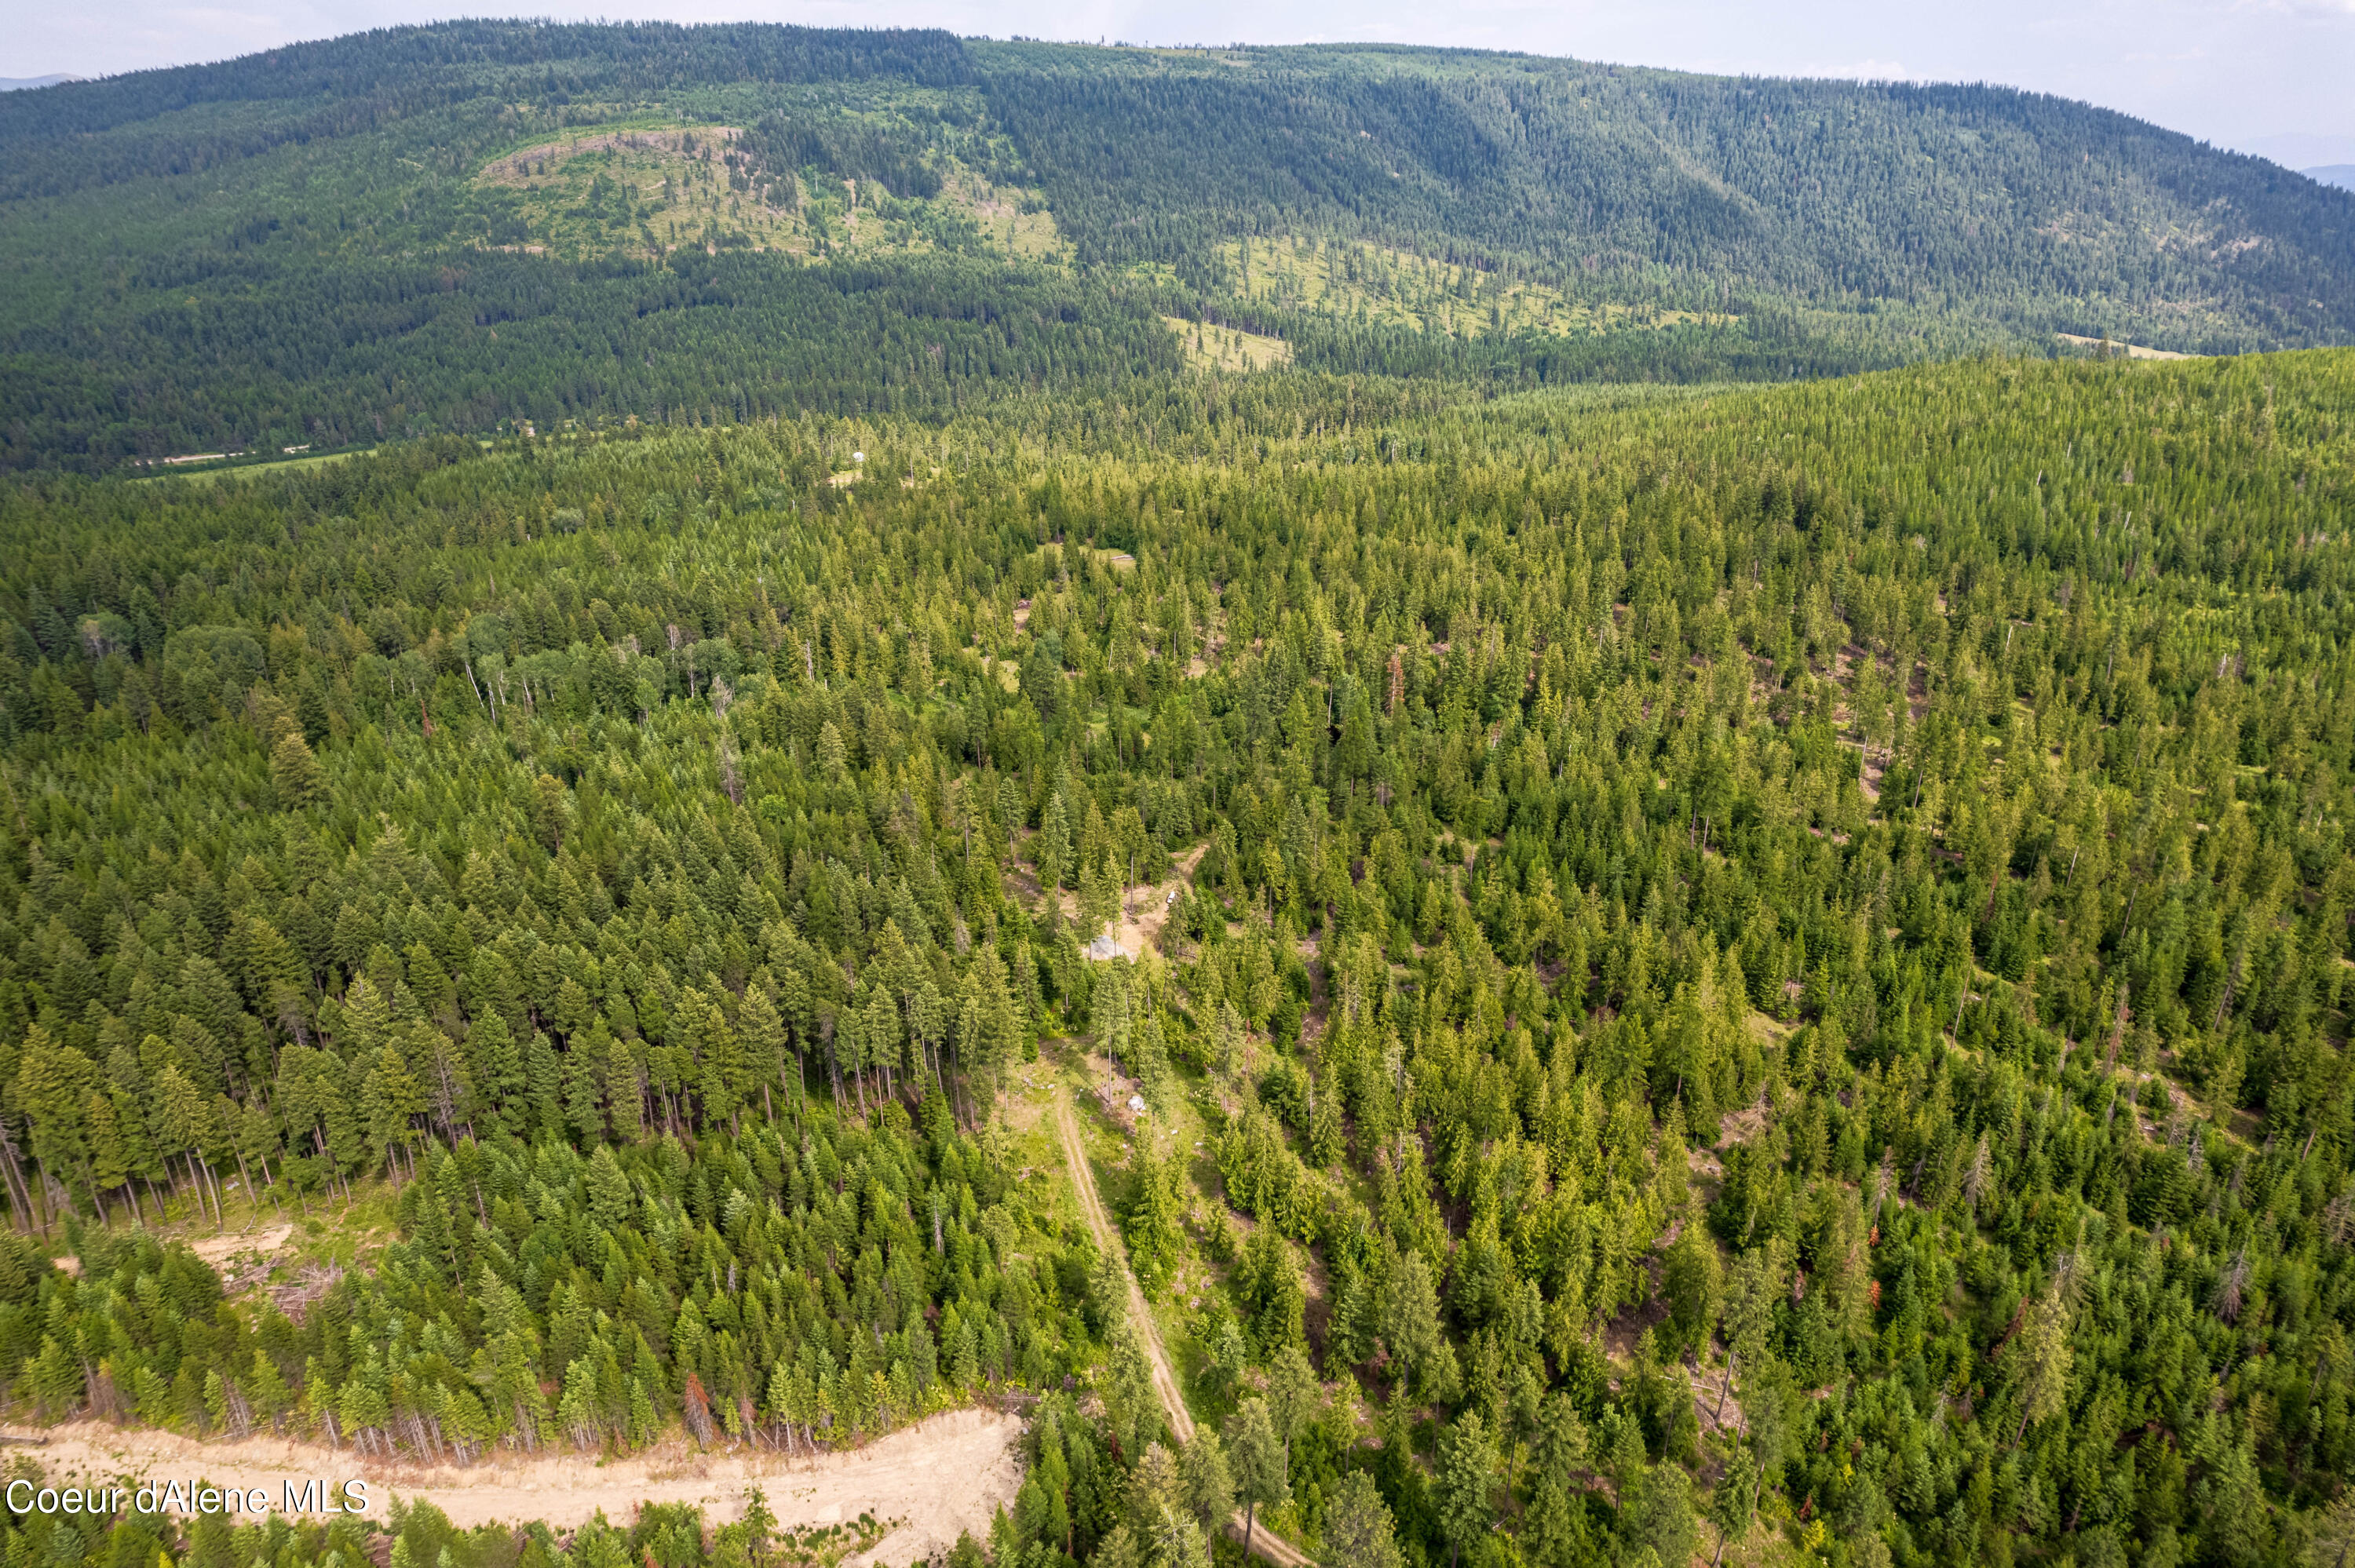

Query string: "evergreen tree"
[[1662, 1223, 1724, 1363], [2012, 1290, 2075, 1444], [1107, 1321, 1162, 1463], [466, 1012, 527, 1137], [361, 1044, 425, 1183], [1224, 1398, 1287, 1564], [1323, 1471, 1404, 1568], [1176, 1428, 1233, 1537], [1629, 1464, 1697, 1568], [269, 729, 327, 806], [1434, 1409, 1498, 1568], [524, 1031, 564, 1141]]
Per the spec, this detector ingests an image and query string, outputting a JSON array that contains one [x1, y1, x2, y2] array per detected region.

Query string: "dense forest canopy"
[[1, 21, 2352, 469], [0, 346, 2350, 1568], [4, 21, 2355, 1568]]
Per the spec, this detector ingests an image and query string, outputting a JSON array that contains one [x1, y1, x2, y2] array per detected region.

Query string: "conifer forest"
[[2, 21, 2355, 1568]]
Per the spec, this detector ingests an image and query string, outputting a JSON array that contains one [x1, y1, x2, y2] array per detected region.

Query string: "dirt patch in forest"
[[2, 1410, 1023, 1563], [186, 1225, 295, 1296], [1031, 844, 1208, 962], [1081, 1052, 1149, 1137], [1090, 843, 1208, 961], [2054, 333, 2193, 361], [1715, 1086, 1775, 1151], [1688, 1366, 1747, 1439], [1599, 1279, 1671, 1370], [186, 1224, 294, 1267]]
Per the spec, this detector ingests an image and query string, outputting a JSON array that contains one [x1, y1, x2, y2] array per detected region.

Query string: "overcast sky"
[[8, 0, 2353, 168]]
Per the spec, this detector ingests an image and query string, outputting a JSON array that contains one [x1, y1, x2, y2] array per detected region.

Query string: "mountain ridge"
[[2, 20, 2352, 469]]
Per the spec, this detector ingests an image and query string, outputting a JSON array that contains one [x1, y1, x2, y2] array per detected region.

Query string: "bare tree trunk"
[[0, 1125, 35, 1234], [2105, 979, 2130, 1072], [257, 1151, 283, 1213], [232, 1147, 258, 1228], [27, 1156, 56, 1236]]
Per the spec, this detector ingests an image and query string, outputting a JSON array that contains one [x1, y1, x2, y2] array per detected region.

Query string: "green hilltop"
[[2, 22, 2352, 468]]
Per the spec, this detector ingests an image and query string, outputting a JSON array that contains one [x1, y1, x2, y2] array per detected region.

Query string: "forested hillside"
[[2, 21, 2353, 469], [0, 348, 2351, 1568]]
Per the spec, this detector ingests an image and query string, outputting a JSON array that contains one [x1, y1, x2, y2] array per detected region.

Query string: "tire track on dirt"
[[1051, 1091, 1313, 1567]]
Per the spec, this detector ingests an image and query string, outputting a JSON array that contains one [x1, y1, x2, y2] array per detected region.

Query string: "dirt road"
[[1050, 1090, 1313, 1567], [1053, 1093, 1195, 1446], [2, 1409, 1022, 1566]]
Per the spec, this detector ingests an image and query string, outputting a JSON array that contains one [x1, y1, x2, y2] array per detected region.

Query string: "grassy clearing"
[[477, 123, 800, 258], [1215, 234, 1730, 338], [944, 169, 1068, 261], [1164, 316, 1293, 371], [134, 449, 372, 484], [473, 121, 1065, 265]]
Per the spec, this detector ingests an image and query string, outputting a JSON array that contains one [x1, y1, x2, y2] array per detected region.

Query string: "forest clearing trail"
[[1, 1409, 1022, 1565], [1052, 1092, 1192, 1444], [1050, 1090, 1313, 1567]]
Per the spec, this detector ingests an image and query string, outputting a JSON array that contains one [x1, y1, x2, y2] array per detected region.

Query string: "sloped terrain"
[[2, 24, 2353, 467]]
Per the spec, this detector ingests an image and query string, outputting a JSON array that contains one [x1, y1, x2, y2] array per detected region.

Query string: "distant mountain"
[[0, 74, 75, 92], [2308, 164, 2355, 191], [2, 21, 2354, 468]]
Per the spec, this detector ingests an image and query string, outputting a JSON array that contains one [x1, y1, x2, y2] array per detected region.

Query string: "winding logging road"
[[1051, 1089, 1313, 1567]]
